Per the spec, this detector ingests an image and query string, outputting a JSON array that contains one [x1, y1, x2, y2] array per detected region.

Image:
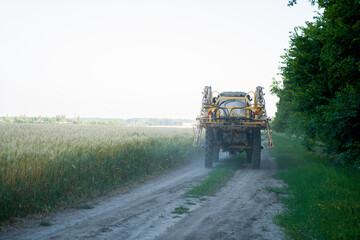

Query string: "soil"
[[0, 149, 284, 240]]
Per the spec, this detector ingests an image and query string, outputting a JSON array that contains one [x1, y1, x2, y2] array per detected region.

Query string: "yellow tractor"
[[194, 86, 273, 169]]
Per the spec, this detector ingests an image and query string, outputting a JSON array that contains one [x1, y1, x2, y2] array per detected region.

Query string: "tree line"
[[0, 115, 192, 127], [271, 0, 360, 169]]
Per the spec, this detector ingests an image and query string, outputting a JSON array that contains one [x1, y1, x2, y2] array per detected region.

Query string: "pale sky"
[[0, 0, 318, 119]]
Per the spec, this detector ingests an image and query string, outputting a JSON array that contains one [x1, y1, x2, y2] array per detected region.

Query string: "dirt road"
[[1, 149, 284, 240]]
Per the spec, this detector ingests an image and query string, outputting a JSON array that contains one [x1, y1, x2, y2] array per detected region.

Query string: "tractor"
[[194, 86, 273, 169]]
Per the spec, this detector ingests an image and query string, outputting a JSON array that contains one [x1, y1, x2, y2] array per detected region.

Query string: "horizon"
[[0, 115, 196, 120]]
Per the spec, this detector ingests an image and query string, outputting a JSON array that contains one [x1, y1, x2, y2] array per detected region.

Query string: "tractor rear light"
[[254, 111, 258, 116], [208, 110, 213, 115]]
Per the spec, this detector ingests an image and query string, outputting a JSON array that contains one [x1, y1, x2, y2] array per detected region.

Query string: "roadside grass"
[[172, 206, 190, 215], [185, 154, 243, 197], [0, 124, 200, 225], [185, 200, 196, 205], [75, 204, 94, 209], [39, 221, 52, 227], [269, 134, 360, 240]]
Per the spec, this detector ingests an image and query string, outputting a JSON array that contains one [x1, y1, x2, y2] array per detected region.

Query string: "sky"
[[0, 0, 318, 119]]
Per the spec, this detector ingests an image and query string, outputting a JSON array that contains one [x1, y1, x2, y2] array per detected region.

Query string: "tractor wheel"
[[252, 129, 261, 169], [213, 147, 220, 162], [205, 128, 214, 168], [246, 130, 253, 163], [246, 149, 252, 163]]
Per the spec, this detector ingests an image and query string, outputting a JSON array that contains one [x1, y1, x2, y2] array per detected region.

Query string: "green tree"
[[273, 0, 360, 167]]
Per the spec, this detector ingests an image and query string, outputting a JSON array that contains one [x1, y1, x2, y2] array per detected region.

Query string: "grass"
[[185, 155, 242, 197], [269, 134, 360, 240], [185, 200, 196, 205], [39, 221, 52, 226], [0, 124, 200, 224], [172, 206, 190, 214], [75, 204, 94, 209]]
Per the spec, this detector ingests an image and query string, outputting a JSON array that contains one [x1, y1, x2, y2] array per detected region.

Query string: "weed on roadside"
[[185, 200, 196, 205], [265, 186, 288, 195], [261, 225, 269, 232], [75, 204, 94, 209], [172, 206, 189, 215], [39, 221, 52, 227]]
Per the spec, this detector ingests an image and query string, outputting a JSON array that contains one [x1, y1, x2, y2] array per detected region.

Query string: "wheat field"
[[0, 124, 198, 222]]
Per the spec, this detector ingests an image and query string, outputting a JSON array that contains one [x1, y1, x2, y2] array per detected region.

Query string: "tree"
[[273, 0, 360, 167]]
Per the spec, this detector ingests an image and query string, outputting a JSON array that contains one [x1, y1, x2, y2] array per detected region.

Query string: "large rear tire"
[[246, 149, 252, 163], [246, 130, 253, 163], [205, 128, 214, 168], [213, 147, 219, 162], [252, 129, 261, 169]]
